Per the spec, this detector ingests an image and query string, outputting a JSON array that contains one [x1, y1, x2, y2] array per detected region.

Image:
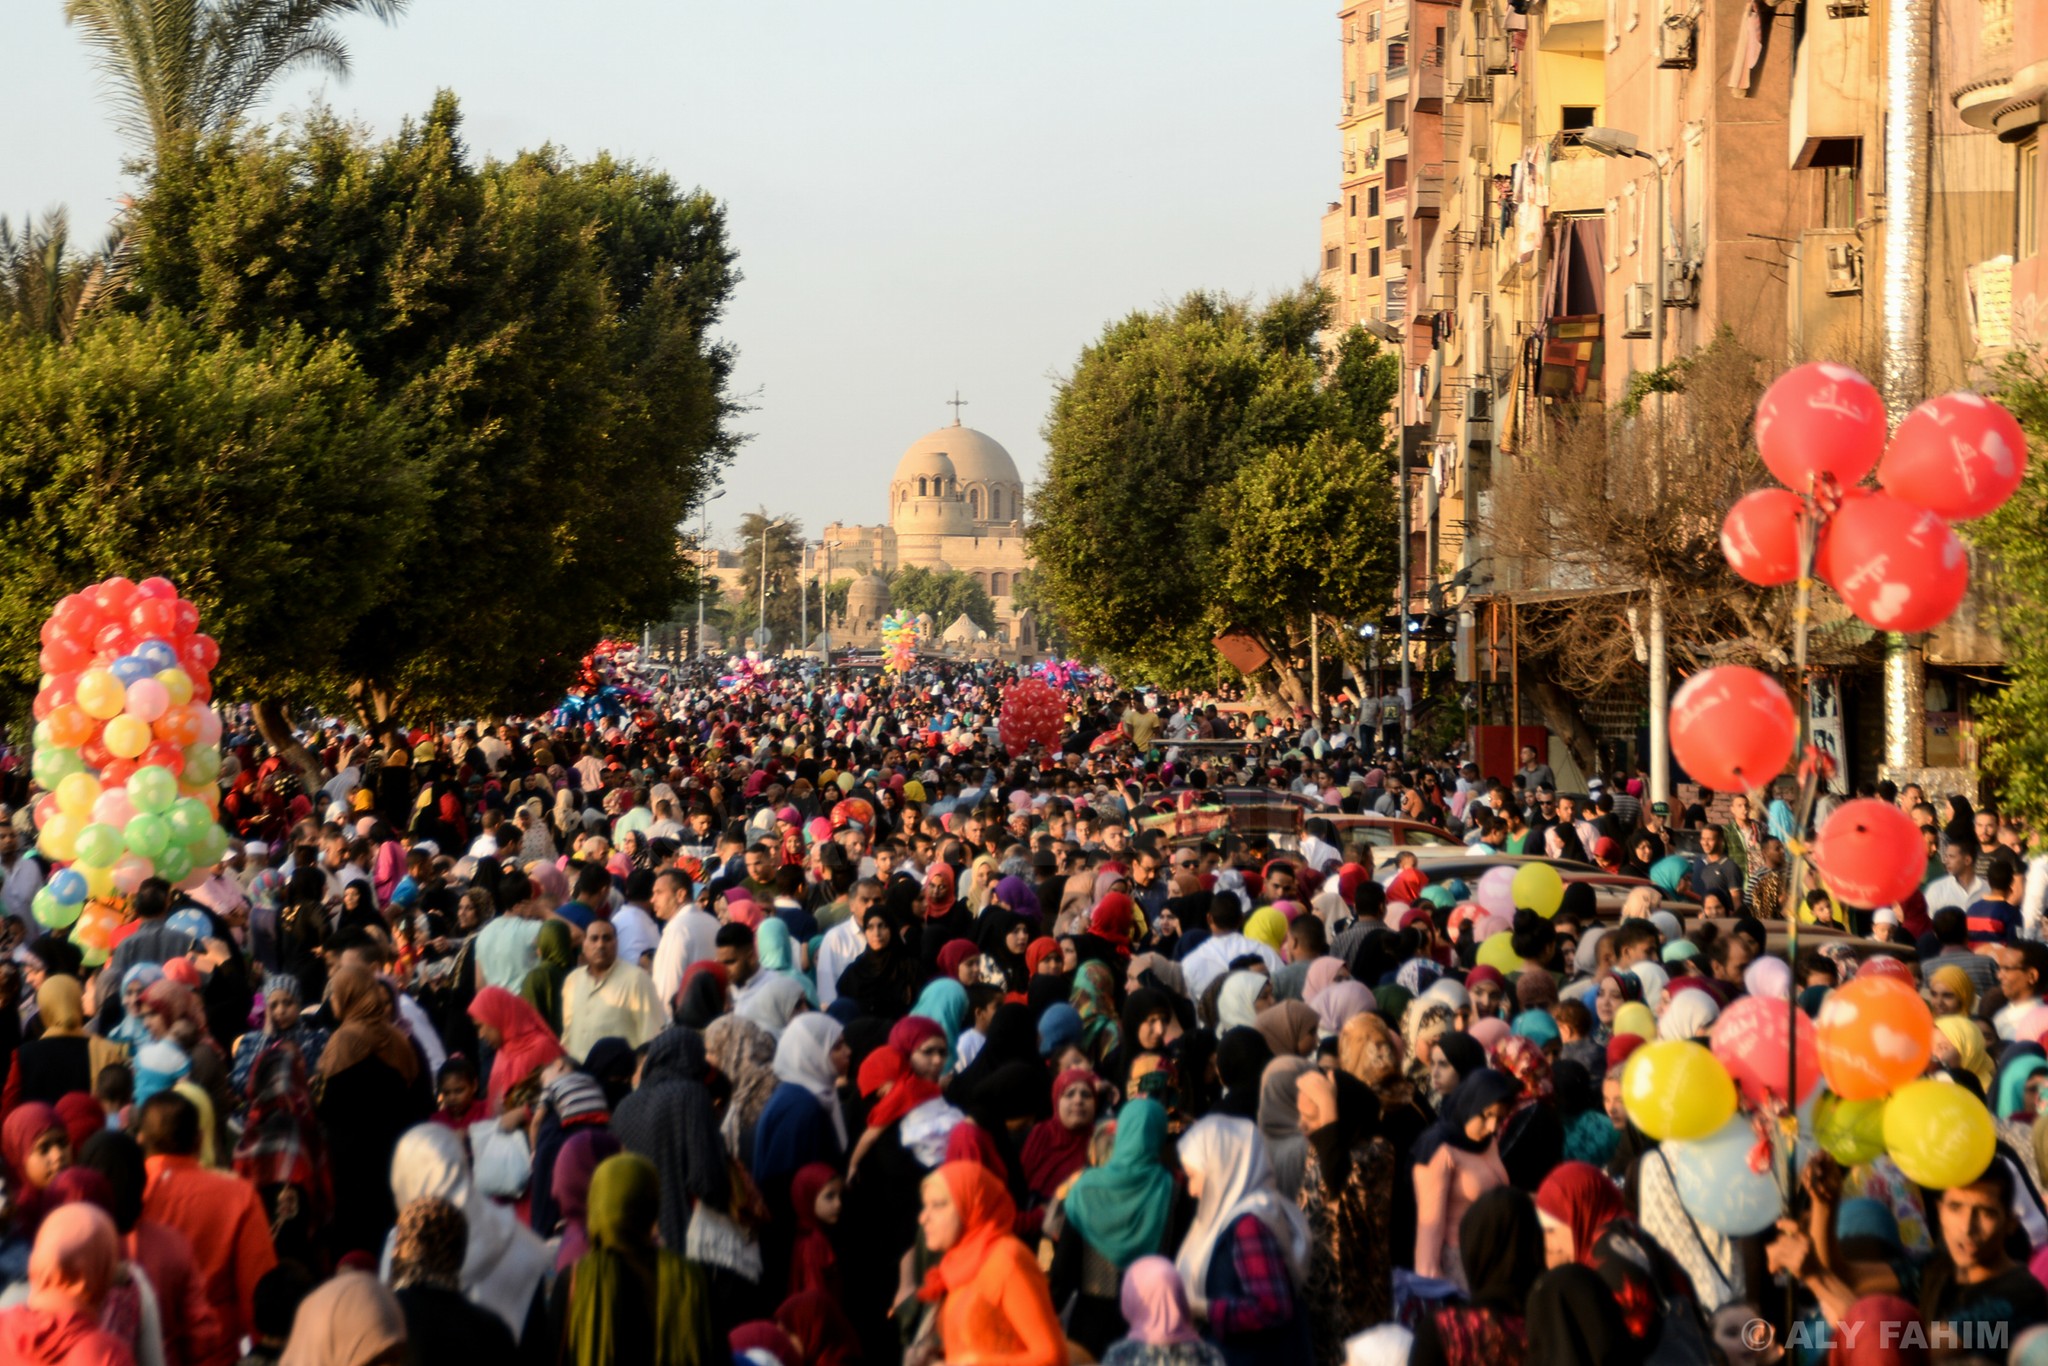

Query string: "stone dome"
[[892, 443, 959, 495], [846, 572, 891, 613], [896, 426, 1021, 491]]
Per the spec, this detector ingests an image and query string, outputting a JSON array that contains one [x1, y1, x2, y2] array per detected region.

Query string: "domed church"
[[816, 417, 1039, 657]]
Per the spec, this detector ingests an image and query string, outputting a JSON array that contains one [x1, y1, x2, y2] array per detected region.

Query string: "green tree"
[[1008, 568, 1065, 653], [1975, 352, 2048, 825], [65, 0, 411, 159], [1029, 285, 1398, 688], [735, 510, 804, 649], [127, 95, 740, 721], [0, 311, 416, 759], [0, 210, 124, 342], [888, 566, 995, 633]]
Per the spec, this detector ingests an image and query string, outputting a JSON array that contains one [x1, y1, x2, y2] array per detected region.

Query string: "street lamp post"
[[1363, 316, 1411, 755], [695, 488, 726, 659], [1577, 126, 1669, 802], [757, 517, 786, 654], [821, 540, 842, 667]]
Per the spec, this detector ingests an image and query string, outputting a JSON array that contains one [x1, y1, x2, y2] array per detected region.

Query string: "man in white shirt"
[[561, 920, 666, 1060], [1924, 837, 1988, 915], [650, 868, 720, 1007], [610, 870, 662, 970], [817, 878, 885, 1009], [1180, 894, 1286, 1000]]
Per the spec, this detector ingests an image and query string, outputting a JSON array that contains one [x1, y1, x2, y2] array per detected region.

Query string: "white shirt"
[[1, 856, 44, 933], [390, 985, 447, 1077], [2022, 855, 2048, 941], [815, 917, 866, 1009], [651, 908, 722, 1006], [1181, 932, 1286, 1000], [561, 961, 667, 1060], [1925, 873, 1986, 915], [611, 902, 662, 969]]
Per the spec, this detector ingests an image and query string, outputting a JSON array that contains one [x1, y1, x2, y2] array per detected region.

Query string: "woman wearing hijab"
[[1534, 1161, 1696, 1354], [384, 1122, 552, 1350], [839, 1041, 954, 1366], [1526, 1262, 1635, 1366], [756, 919, 817, 1006], [705, 1015, 780, 1178], [1100, 1256, 1225, 1366], [1019, 1068, 1101, 1214], [753, 1014, 847, 1303], [1294, 1067, 1396, 1365], [318, 967, 430, 1258], [908, 979, 970, 1067], [548, 1128, 623, 1274], [551, 1152, 717, 1366], [519, 922, 578, 1035], [915, 1159, 1066, 1366], [1215, 973, 1270, 1035], [1173, 1113, 1312, 1366], [1071, 961, 1123, 1068], [388, 1196, 518, 1362], [1412, 1068, 1517, 1285], [1212, 1029, 1273, 1122], [1257, 1057, 1313, 1200], [611, 1028, 730, 1256], [945, 1003, 1041, 1115], [231, 1041, 331, 1267], [229, 974, 329, 1101], [917, 864, 972, 976], [1252, 1002, 1319, 1061], [830, 907, 922, 1020], [673, 960, 730, 1031], [1490, 1034, 1563, 1192], [108, 965, 164, 1055], [1409, 1186, 1544, 1366], [465, 986, 564, 1111], [276, 1268, 407, 1366], [1933, 1016, 1995, 1092], [973, 903, 1035, 994], [4, 978, 123, 1113], [1053, 1098, 1178, 1356], [0, 1202, 132, 1366]]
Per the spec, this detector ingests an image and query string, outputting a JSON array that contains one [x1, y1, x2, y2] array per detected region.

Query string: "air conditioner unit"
[[1459, 76, 1492, 103], [1825, 0, 1868, 15], [1623, 283, 1655, 337], [1656, 17, 1697, 69], [1825, 242, 1864, 295], [1483, 35, 1510, 74], [1465, 387, 1493, 422], [1662, 259, 1700, 308]]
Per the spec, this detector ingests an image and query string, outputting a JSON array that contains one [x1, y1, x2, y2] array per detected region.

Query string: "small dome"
[[895, 426, 1021, 492], [893, 444, 959, 491], [922, 558, 953, 575], [846, 572, 891, 611], [942, 613, 987, 643]]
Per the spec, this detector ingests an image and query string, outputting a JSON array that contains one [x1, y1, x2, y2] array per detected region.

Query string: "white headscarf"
[[1658, 987, 1722, 1042], [736, 972, 810, 1037], [773, 1013, 847, 1147], [1217, 971, 1268, 1035], [1346, 1324, 1417, 1366], [1627, 960, 1670, 1013], [1174, 1115, 1310, 1315], [380, 1124, 551, 1336], [1744, 956, 1793, 1001]]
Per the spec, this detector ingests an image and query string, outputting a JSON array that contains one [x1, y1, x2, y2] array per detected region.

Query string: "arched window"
[[990, 572, 1008, 597], [989, 488, 1002, 520], [918, 477, 928, 497], [968, 488, 982, 519], [973, 572, 988, 594]]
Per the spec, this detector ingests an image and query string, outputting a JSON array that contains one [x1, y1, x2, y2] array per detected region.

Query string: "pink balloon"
[[1755, 362, 1886, 491], [1475, 866, 1517, 918], [1670, 667, 1796, 792], [1711, 993, 1820, 1110], [1811, 799, 1924, 909], [124, 677, 170, 724], [110, 854, 154, 895], [195, 707, 223, 747], [1819, 490, 1969, 634], [1878, 391, 2028, 521], [90, 787, 136, 829], [1720, 488, 1806, 587]]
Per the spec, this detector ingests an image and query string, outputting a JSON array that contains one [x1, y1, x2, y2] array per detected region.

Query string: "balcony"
[[1414, 45, 1446, 112], [1413, 164, 1444, 218], [1954, 62, 2048, 142]]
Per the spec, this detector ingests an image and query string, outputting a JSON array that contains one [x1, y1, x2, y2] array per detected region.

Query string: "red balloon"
[[1856, 955, 1916, 985], [93, 622, 133, 657], [1669, 667, 1795, 792], [183, 635, 220, 673], [79, 733, 113, 770], [138, 741, 186, 776], [38, 674, 78, 718], [170, 599, 200, 639], [134, 576, 177, 602], [129, 598, 177, 638], [1755, 362, 1886, 491], [1820, 490, 1967, 633], [1878, 391, 2028, 521], [39, 632, 92, 675], [1811, 799, 1924, 908], [188, 674, 212, 704], [51, 595, 100, 637], [1710, 994, 1820, 1110], [1720, 488, 1807, 586], [30, 795, 54, 829], [88, 577, 136, 619]]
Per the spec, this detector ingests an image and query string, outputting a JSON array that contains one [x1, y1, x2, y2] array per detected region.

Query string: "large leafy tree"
[[109, 93, 738, 726], [1973, 353, 2048, 824], [0, 211, 124, 342], [734, 510, 804, 649], [1029, 286, 1398, 688], [65, 0, 410, 159], [888, 566, 995, 633]]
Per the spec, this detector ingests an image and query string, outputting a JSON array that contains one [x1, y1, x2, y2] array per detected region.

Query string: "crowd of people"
[[0, 659, 2045, 1365]]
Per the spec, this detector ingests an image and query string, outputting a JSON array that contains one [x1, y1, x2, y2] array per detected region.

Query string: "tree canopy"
[[889, 567, 995, 633], [1973, 353, 2048, 825], [1027, 286, 1399, 688]]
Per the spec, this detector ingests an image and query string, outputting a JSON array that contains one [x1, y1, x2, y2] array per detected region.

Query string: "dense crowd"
[[1, 660, 2046, 1366]]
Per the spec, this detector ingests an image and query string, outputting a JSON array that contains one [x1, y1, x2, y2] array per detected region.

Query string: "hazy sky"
[[9, 2, 1332, 545]]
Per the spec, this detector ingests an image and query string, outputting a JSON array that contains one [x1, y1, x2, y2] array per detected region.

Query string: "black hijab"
[[1434, 1031, 1488, 1082], [1215, 1026, 1274, 1120], [674, 971, 725, 1030], [1528, 1264, 1637, 1364], [1306, 1069, 1384, 1188], [1459, 1186, 1545, 1313], [1411, 1066, 1518, 1169], [946, 1003, 1038, 1109]]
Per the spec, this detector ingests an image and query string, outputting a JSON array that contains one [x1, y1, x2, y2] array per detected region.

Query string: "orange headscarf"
[[917, 1160, 1019, 1300]]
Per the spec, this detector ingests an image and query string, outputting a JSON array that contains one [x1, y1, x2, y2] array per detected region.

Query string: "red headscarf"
[[1833, 1295, 1929, 1366], [1019, 1069, 1100, 1199], [729, 1322, 800, 1366], [1534, 1161, 1627, 1266], [53, 1095, 102, 1158], [789, 1162, 842, 1300], [943, 1122, 1010, 1183], [923, 864, 958, 919], [775, 1290, 860, 1366], [936, 940, 978, 979], [1088, 894, 1136, 953], [1386, 868, 1427, 906], [2, 1104, 62, 1189], [467, 986, 566, 1107], [918, 1160, 1021, 1301], [864, 1044, 944, 1132]]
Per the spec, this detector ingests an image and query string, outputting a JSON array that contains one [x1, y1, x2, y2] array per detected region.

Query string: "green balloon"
[[182, 745, 221, 785], [127, 765, 176, 815], [31, 719, 52, 751], [154, 844, 192, 884], [32, 886, 78, 930], [1814, 1090, 1888, 1167], [123, 812, 171, 861], [188, 823, 229, 868], [74, 822, 123, 868], [32, 746, 82, 789], [166, 797, 211, 844]]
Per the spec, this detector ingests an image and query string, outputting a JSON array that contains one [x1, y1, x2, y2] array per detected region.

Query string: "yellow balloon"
[[81, 863, 114, 900], [55, 771, 101, 817], [156, 667, 193, 706], [1475, 931, 1526, 974], [1622, 1040, 1737, 1141], [38, 811, 80, 863], [103, 714, 151, 760], [75, 667, 125, 721], [1883, 1079, 1996, 1189], [1512, 861, 1566, 918], [1612, 1003, 1657, 1042]]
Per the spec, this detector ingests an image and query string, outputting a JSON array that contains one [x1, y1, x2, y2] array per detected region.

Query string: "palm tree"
[[64, 0, 411, 159], [0, 209, 125, 342]]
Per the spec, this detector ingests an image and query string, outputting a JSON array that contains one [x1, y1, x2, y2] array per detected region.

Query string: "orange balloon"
[[153, 704, 202, 748], [46, 704, 94, 749], [1816, 975, 1933, 1100]]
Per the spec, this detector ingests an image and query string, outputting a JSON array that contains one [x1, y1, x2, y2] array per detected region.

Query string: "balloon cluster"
[[997, 678, 1064, 756], [880, 613, 916, 676], [30, 576, 227, 930], [1030, 660, 1100, 692], [558, 639, 654, 725]]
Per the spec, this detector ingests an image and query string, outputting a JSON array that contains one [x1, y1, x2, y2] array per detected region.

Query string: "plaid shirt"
[[1209, 1214, 1297, 1339]]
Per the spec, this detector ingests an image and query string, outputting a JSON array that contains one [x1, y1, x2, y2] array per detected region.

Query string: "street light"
[[758, 515, 787, 653], [1575, 125, 1671, 803], [820, 539, 843, 665], [1363, 316, 1413, 749], [695, 488, 726, 659]]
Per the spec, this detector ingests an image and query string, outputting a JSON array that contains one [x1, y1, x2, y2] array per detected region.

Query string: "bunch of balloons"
[[29, 576, 228, 928], [880, 613, 916, 676], [557, 639, 654, 724], [997, 677, 1064, 757]]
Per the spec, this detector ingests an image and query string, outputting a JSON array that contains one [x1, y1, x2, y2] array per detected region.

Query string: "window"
[[1388, 97, 1407, 132], [1387, 157, 1408, 192], [2021, 139, 2040, 258], [1387, 279, 1409, 320], [1368, 185, 1381, 216], [991, 572, 1008, 597], [1432, 25, 1445, 64], [1350, 252, 1359, 275], [1367, 73, 1380, 104], [1367, 11, 1380, 41], [1369, 247, 1381, 277], [1561, 106, 1597, 132], [1326, 245, 1342, 270], [917, 477, 928, 496], [1822, 165, 1859, 231], [991, 488, 1003, 519], [968, 488, 982, 519], [1349, 194, 1357, 217], [1387, 39, 1408, 72]]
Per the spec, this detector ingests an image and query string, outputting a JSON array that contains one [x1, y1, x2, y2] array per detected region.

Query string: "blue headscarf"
[[1649, 856, 1692, 897], [755, 917, 817, 1005], [1995, 1053, 2048, 1120], [910, 977, 970, 1055], [1037, 1003, 1083, 1058]]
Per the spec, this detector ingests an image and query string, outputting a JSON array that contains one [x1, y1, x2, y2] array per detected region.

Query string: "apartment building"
[[1322, 0, 2047, 790]]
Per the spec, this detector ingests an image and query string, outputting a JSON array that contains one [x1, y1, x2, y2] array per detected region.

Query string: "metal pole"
[[800, 546, 808, 659], [822, 544, 833, 666], [1310, 608, 1321, 726], [1646, 153, 1672, 805], [1399, 462, 1411, 759], [696, 503, 709, 658], [757, 526, 770, 651], [1510, 600, 1520, 758]]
